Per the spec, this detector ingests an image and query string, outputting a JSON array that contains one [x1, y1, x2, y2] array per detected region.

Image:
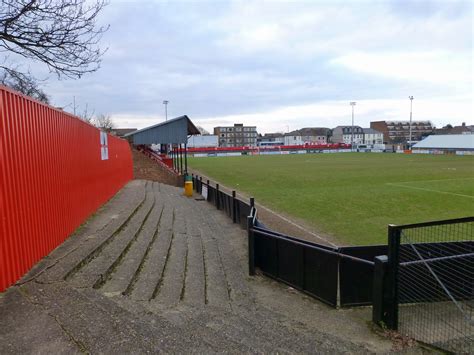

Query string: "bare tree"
[[94, 113, 114, 132], [0, 0, 109, 79], [0, 68, 49, 103], [78, 103, 95, 124], [196, 125, 210, 135]]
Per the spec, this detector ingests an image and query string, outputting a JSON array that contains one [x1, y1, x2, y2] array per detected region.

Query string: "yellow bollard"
[[184, 180, 193, 197]]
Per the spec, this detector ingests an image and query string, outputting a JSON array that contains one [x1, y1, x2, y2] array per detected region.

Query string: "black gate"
[[375, 217, 474, 354]]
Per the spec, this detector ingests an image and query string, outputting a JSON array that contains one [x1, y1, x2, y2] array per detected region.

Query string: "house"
[[214, 123, 258, 147], [370, 120, 434, 144], [363, 128, 384, 145], [433, 122, 474, 135], [283, 127, 330, 145], [331, 126, 364, 145]]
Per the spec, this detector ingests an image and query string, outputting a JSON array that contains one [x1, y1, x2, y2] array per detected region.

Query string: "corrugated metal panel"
[[413, 134, 474, 150], [126, 115, 199, 144], [0, 85, 133, 292]]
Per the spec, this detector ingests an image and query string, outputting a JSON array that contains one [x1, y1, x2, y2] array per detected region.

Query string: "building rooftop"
[[285, 127, 330, 136], [362, 128, 382, 134], [384, 121, 432, 125]]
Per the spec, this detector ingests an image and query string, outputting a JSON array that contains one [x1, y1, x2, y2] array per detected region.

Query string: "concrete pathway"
[[0, 180, 414, 354]]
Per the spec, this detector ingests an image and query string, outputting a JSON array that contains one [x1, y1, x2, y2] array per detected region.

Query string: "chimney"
[[462, 122, 466, 126]]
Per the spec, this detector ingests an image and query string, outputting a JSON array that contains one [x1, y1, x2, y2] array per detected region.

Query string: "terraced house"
[[331, 126, 364, 145], [283, 127, 331, 145]]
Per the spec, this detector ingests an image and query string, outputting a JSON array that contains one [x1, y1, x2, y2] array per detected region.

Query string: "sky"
[[37, 0, 472, 134]]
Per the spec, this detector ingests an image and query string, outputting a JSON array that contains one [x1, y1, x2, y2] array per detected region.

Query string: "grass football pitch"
[[188, 153, 474, 245]]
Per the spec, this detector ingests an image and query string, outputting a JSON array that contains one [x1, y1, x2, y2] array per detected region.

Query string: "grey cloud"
[[36, 0, 471, 129]]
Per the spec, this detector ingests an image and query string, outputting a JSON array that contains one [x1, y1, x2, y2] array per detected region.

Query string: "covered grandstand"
[[412, 134, 474, 155]]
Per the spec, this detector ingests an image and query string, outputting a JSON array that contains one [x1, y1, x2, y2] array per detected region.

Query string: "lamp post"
[[408, 96, 414, 150], [163, 100, 169, 121], [350, 101, 356, 151]]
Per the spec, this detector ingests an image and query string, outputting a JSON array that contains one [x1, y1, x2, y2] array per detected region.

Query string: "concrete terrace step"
[[1, 180, 396, 354], [34, 180, 148, 285], [101, 184, 165, 296], [68, 182, 155, 288]]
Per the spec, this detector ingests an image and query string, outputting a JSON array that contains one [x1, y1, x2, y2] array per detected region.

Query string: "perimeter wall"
[[0, 86, 133, 291]]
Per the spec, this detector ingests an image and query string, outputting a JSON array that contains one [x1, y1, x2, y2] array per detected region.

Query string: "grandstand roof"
[[124, 115, 199, 144], [413, 134, 474, 150]]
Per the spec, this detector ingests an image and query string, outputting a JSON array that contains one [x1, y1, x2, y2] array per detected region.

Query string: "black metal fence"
[[374, 217, 474, 353], [192, 174, 383, 308], [192, 174, 473, 352], [250, 225, 339, 306], [193, 175, 251, 229]]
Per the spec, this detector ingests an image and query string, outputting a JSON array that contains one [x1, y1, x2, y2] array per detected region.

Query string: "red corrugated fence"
[[0, 85, 133, 292]]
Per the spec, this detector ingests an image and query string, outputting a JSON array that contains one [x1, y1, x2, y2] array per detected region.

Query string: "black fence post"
[[372, 255, 388, 326], [250, 197, 254, 209], [216, 184, 220, 209], [192, 174, 195, 190], [247, 216, 255, 276], [232, 191, 237, 223], [386, 224, 401, 330], [199, 177, 202, 193]]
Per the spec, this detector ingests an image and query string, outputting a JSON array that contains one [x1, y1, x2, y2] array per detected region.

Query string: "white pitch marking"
[[255, 203, 339, 247], [394, 177, 474, 184], [386, 183, 474, 199], [190, 169, 338, 247]]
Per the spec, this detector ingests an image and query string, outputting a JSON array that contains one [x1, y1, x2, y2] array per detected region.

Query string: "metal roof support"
[[179, 144, 183, 175], [172, 145, 176, 171], [184, 143, 188, 175]]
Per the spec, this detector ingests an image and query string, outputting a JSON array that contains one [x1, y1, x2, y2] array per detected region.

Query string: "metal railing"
[[374, 217, 473, 353], [192, 174, 384, 308], [192, 175, 473, 351]]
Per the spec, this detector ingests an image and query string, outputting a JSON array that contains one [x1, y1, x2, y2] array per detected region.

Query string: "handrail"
[[252, 228, 375, 266], [390, 216, 474, 231], [252, 225, 337, 251], [138, 146, 178, 175]]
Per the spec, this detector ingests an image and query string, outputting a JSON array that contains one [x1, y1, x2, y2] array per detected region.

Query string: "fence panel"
[[303, 247, 338, 307], [207, 185, 216, 205], [395, 218, 474, 354], [254, 229, 278, 276], [253, 226, 339, 306], [339, 245, 386, 306], [237, 200, 251, 229], [277, 238, 304, 288], [0, 86, 133, 292]]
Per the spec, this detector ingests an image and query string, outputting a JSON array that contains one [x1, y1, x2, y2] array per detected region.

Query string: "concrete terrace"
[[0, 180, 402, 353]]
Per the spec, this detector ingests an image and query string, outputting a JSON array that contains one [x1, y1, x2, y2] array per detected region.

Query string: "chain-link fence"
[[397, 219, 473, 353]]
